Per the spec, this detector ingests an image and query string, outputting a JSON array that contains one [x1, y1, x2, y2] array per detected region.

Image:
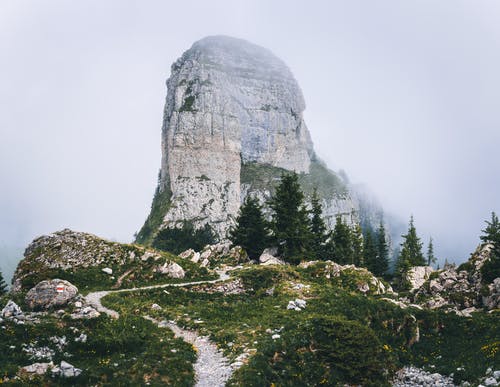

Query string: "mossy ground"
[[103, 264, 500, 386], [0, 307, 196, 386]]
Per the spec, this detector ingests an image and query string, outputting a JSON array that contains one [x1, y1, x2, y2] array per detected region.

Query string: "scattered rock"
[[404, 266, 434, 291], [19, 362, 54, 376], [179, 249, 196, 259], [392, 366, 455, 386], [70, 306, 100, 320], [102, 267, 113, 275], [193, 279, 246, 295], [25, 279, 78, 310], [157, 261, 185, 278], [74, 333, 87, 343], [1, 300, 24, 321], [52, 361, 82, 378], [287, 299, 306, 311], [259, 248, 285, 266]]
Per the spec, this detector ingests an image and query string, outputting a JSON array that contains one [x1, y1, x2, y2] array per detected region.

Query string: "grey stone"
[[484, 377, 498, 386], [142, 36, 362, 240], [1, 300, 24, 319], [25, 279, 78, 310], [157, 261, 185, 278], [102, 267, 113, 275], [19, 362, 54, 376]]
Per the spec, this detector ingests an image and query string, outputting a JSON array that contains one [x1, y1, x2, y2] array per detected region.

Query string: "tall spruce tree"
[[229, 196, 270, 259], [363, 228, 378, 273], [351, 224, 364, 266], [0, 269, 7, 295], [309, 188, 329, 260], [269, 172, 312, 264], [426, 237, 437, 267], [480, 211, 500, 283], [329, 215, 352, 264], [375, 221, 390, 277], [399, 216, 425, 267]]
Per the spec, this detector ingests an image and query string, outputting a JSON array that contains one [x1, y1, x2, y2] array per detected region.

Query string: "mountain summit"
[[137, 36, 368, 243]]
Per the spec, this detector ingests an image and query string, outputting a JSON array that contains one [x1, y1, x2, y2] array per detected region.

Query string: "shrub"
[[152, 221, 216, 254]]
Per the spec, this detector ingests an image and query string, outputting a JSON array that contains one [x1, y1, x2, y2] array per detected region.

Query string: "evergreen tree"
[[480, 212, 500, 283], [269, 172, 312, 264], [375, 221, 390, 277], [351, 224, 364, 266], [0, 269, 7, 295], [363, 229, 378, 273], [399, 216, 425, 267], [229, 196, 270, 259], [329, 215, 352, 264], [426, 237, 437, 267], [309, 188, 329, 260]]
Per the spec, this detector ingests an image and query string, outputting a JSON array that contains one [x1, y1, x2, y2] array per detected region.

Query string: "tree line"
[[229, 172, 391, 276]]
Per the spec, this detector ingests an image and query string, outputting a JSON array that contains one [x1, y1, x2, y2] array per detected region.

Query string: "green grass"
[[103, 264, 499, 386], [135, 187, 172, 246], [17, 247, 214, 295], [0, 313, 196, 386]]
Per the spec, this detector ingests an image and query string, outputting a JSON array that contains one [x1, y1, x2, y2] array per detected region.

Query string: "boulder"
[[25, 279, 78, 310], [52, 361, 82, 378], [19, 362, 54, 376], [405, 266, 434, 291], [157, 261, 185, 279], [259, 248, 285, 266], [101, 267, 113, 275], [287, 298, 307, 311], [1, 300, 24, 319], [178, 249, 195, 259]]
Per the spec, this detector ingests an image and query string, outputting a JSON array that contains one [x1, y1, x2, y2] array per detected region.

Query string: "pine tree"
[[426, 237, 437, 267], [229, 196, 270, 259], [269, 172, 312, 264], [374, 221, 390, 276], [329, 215, 352, 264], [351, 224, 364, 266], [0, 269, 8, 295], [309, 188, 329, 260], [480, 211, 500, 283], [399, 215, 425, 267], [363, 228, 378, 273]]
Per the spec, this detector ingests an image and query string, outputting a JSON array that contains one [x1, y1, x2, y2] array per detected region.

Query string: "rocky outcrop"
[[404, 266, 434, 291], [25, 279, 78, 310], [299, 260, 393, 295], [259, 248, 285, 266], [412, 244, 500, 312], [137, 36, 373, 244], [178, 243, 248, 269], [12, 229, 187, 292]]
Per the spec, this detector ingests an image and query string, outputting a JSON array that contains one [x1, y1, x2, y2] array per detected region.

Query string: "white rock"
[[20, 362, 54, 375], [405, 266, 434, 291], [271, 334, 280, 339], [157, 261, 185, 278], [151, 303, 162, 311], [58, 360, 82, 378], [179, 249, 195, 259], [484, 377, 498, 386], [102, 267, 113, 275], [191, 252, 201, 264]]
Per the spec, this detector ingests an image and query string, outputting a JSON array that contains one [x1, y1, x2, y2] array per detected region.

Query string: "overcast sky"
[[1, 0, 499, 277]]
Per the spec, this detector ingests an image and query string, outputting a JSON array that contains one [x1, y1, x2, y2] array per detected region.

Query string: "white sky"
[[1, 0, 499, 273]]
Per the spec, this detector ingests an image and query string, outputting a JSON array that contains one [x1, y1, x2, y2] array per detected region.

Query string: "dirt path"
[[84, 269, 234, 387]]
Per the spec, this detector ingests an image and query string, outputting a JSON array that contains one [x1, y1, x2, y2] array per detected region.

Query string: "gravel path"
[[84, 270, 233, 387]]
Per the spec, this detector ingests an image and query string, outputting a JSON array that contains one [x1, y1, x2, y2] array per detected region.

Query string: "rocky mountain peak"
[[138, 36, 362, 243]]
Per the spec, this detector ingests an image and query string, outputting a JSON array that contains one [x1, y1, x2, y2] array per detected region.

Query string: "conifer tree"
[[375, 221, 390, 276], [329, 215, 352, 264], [229, 196, 270, 259], [0, 269, 7, 295], [399, 215, 425, 267], [351, 224, 364, 266], [426, 237, 437, 267], [309, 188, 329, 260], [480, 211, 500, 283], [269, 172, 312, 264], [363, 228, 378, 273]]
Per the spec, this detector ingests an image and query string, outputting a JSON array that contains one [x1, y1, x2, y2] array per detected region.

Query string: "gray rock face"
[[25, 279, 78, 310], [139, 36, 364, 241]]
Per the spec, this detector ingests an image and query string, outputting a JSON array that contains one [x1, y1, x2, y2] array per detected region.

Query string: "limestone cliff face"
[[138, 36, 361, 243]]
